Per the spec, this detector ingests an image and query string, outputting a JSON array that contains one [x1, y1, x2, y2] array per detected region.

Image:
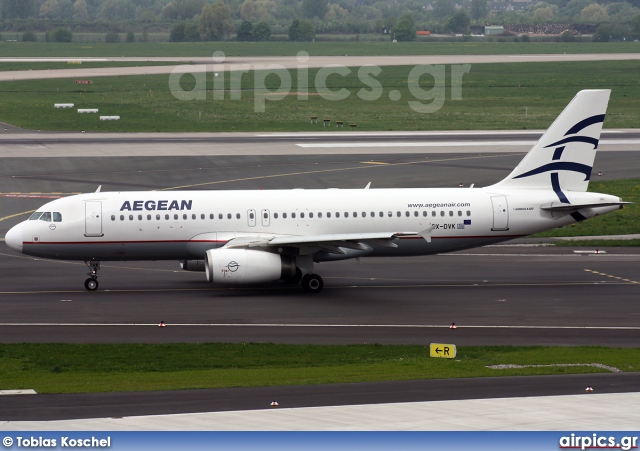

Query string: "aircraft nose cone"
[[4, 224, 23, 253]]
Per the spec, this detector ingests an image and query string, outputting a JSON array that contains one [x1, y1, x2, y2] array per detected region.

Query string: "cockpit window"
[[39, 212, 52, 222], [53, 212, 62, 222], [29, 212, 43, 220]]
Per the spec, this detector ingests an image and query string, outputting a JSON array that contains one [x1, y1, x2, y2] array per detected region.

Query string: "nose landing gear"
[[84, 261, 100, 291]]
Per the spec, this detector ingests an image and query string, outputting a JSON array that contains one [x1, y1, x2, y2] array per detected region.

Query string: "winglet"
[[364, 182, 371, 189], [95, 185, 102, 193]]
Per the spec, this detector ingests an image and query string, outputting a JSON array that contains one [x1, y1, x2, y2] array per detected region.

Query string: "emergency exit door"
[[491, 196, 509, 231]]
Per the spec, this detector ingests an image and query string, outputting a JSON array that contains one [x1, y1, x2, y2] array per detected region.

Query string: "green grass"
[[1, 60, 639, 132], [0, 343, 637, 394], [553, 239, 640, 246], [0, 61, 178, 71], [1, 41, 639, 57], [533, 178, 640, 238]]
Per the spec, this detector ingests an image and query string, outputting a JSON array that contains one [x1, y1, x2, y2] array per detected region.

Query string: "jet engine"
[[204, 248, 297, 284]]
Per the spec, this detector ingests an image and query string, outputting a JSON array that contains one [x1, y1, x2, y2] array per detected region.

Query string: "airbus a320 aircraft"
[[4, 90, 627, 293]]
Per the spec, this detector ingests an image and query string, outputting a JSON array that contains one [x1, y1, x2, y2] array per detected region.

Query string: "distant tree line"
[[1, 0, 639, 42]]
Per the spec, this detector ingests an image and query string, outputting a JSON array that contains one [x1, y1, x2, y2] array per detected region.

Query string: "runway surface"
[[2, 53, 640, 82], [0, 132, 639, 425]]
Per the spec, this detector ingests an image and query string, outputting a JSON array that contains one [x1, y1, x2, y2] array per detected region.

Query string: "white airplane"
[[4, 90, 627, 293]]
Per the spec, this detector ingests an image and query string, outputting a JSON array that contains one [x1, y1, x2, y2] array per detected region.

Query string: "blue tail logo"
[[511, 114, 605, 204]]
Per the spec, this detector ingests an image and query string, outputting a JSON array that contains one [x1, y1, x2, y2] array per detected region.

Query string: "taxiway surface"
[[1, 132, 639, 424]]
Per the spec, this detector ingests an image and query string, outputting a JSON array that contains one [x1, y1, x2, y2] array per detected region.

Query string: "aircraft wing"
[[223, 230, 433, 255]]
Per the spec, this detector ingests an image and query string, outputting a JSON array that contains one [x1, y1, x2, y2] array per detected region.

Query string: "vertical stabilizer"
[[489, 89, 610, 198]]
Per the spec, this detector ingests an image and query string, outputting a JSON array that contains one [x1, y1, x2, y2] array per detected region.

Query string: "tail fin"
[[489, 89, 610, 198]]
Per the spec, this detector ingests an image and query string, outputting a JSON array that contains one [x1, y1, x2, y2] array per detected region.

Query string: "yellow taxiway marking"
[[160, 154, 517, 191], [360, 161, 389, 165], [0, 209, 36, 222], [584, 268, 640, 284]]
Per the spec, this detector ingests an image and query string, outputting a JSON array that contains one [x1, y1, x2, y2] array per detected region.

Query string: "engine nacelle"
[[180, 260, 206, 272], [205, 248, 296, 284]]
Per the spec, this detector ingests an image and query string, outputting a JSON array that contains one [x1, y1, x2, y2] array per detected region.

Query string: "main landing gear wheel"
[[84, 278, 99, 291], [301, 273, 324, 293], [84, 261, 101, 291]]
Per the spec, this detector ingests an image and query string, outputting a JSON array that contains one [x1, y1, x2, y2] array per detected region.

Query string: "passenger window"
[[264, 212, 269, 219], [336, 212, 340, 218], [184, 214, 188, 220], [165, 214, 170, 220], [361, 212, 366, 218], [250, 212, 255, 219], [210, 214, 214, 219], [138, 215, 142, 220], [345, 212, 349, 218], [449, 211, 454, 216], [414, 211, 418, 217], [40, 212, 52, 222], [292, 213, 296, 219], [432, 211, 436, 217], [388, 211, 392, 217], [379, 212, 383, 217], [274, 213, 279, 219], [353, 212, 357, 218], [423, 211, 427, 217], [29, 212, 43, 220], [467, 211, 471, 216], [227, 213, 232, 219], [175, 214, 179, 220], [53, 212, 62, 222], [120, 215, 124, 221], [283, 213, 287, 219], [156, 214, 161, 220], [301, 212, 305, 218], [405, 211, 410, 217], [327, 212, 331, 218], [148, 214, 152, 220], [193, 214, 197, 220], [370, 212, 375, 217], [129, 215, 133, 220], [458, 211, 462, 216], [397, 211, 401, 217], [309, 212, 314, 218], [440, 211, 445, 217], [201, 214, 205, 220], [236, 213, 240, 219], [318, 212, 322, 218], [110, 215, 115, 221]]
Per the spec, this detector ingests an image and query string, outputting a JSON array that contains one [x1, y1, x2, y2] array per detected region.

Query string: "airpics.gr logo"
[[168, 51, 472, 114]]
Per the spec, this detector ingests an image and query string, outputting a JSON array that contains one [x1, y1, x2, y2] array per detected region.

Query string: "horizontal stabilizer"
[[541, 201, 630, 212]]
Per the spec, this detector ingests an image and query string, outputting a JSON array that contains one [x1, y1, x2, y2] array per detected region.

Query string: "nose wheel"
[[84, 261, 100, 291], [84, 278, 99, 291]]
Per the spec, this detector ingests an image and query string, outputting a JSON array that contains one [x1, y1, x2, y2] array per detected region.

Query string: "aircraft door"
[[261, 209, 270, 227], [248, 209, 256, 227], [491, 196, 509, 231], [85, 201, 104, 237]]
